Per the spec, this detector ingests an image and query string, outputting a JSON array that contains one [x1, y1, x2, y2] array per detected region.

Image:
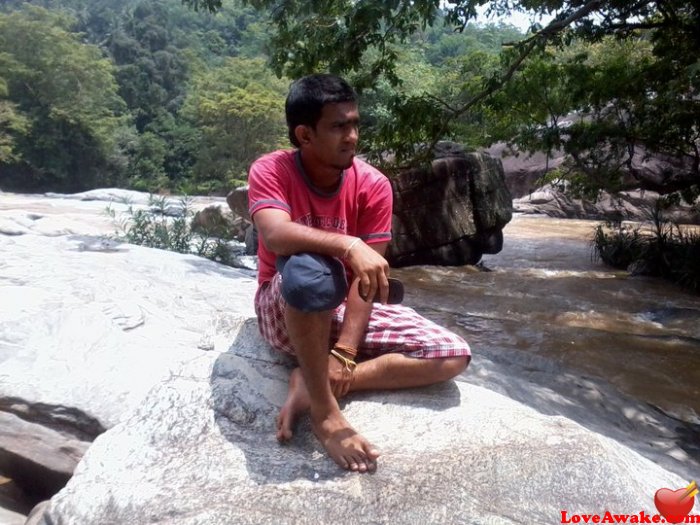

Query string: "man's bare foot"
[[311, 410, 380, 473], [276, 367, 311, 442]]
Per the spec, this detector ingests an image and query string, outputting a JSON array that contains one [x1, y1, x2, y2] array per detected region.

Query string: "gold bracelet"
[[343, 237, 361, 259], [333, 343, 358, 360], [330, 349, 357, 372]]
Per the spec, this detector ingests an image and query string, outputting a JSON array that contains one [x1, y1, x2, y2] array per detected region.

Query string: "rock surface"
[[483, 144, 700, 224], [484, 143, 566, 199], [0, 190, 257, 500], [40, 319, 685, 524], [513, 185, 700, 224]]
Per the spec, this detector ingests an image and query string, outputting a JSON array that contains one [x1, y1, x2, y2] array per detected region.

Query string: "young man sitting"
[[248, 74, 471, 473]]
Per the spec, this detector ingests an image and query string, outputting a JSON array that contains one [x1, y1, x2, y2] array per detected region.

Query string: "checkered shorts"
[[254, 273, 471, 360]]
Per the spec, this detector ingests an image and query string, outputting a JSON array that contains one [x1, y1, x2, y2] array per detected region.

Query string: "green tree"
[[0, 7, 129, 191], [181, 57, 287, 192], [0, 76, 29, 163], [186, 0, 699, 197]]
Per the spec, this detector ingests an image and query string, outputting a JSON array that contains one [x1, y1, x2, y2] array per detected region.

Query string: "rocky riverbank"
[[1, 189, 696, 524]]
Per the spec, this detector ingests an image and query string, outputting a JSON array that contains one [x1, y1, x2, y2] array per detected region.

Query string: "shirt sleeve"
[[248, 154, 292, 218], [356, 174, 393, 244]]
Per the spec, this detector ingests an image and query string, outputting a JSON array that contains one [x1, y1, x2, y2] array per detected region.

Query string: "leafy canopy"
[[184, 0, 699, 197], [0, 6, 128, 190]]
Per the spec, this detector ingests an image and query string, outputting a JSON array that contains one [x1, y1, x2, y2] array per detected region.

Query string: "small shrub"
[[592, 223, 645, 269], [592, 208, 700, 293], [106, 195, 242, 266]]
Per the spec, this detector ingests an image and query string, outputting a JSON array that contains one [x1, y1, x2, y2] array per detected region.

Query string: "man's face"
[[305, 101, 360, 171]]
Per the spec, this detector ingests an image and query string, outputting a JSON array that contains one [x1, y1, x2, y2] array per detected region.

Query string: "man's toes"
[[335, 455, 350, 470], [365, 444, 380, 461], [346, 453, 372, 473], [276, 428, 291, 442], [276, 415, 293, 442]]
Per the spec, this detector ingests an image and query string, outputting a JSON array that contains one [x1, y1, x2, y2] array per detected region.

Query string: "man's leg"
[[278, 301, 470, 441], [278, 354, 467, 440], [350, 352, 468, 391], [283, 305, 379, 473]]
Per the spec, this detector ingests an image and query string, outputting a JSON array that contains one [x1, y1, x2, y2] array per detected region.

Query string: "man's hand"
[[345, 239, 390, 304], [328, 354, 354, 398]]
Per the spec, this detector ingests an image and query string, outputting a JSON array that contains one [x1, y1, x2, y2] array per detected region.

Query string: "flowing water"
[[394, 215, 700, 426]]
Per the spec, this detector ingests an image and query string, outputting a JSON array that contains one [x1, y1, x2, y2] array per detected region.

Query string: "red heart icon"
[[654, 487, 695, 524]]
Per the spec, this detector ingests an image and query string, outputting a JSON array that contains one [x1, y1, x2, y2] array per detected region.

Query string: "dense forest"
[[0, 0, 698, 204], [0, 0, 523, 194]]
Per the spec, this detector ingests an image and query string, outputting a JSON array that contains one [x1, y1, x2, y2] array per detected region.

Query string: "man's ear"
[[294, 124, 312, 146]]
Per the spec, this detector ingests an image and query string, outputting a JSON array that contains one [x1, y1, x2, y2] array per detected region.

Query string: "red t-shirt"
[[248, 149, 393, 284]]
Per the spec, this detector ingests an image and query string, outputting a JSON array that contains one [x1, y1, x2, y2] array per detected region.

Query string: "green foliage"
[[181, 57, 287, 192], [108, 195, 241, 265], [485, 35, 699, 196], [0, 77, 29, 163], [126, 131, 171, 192], [0, 0, 278, 193], [0, 6, 129, 191], [186, 0, 699, 196], [592, 223, 646, 270], [592, 202, 700, 293]]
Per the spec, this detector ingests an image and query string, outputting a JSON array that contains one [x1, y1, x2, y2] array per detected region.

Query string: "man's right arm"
[[253, 208, 391, 304]]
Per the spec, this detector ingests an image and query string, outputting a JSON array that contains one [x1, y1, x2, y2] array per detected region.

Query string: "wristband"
[[343, 237, 361, 259]]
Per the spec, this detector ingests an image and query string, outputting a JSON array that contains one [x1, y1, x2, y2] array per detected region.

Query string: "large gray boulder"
[[388, 151, 512, 267], [39, 318, 685, 524]]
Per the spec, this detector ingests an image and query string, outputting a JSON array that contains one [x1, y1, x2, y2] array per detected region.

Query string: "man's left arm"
[[327, 170, 393, 397]]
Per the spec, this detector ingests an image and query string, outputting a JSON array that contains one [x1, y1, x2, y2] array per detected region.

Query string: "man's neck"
[[298, 151, 343, 192]]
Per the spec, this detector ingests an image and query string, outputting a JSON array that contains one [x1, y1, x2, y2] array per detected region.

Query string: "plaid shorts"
[[254, 273, 471, 360]]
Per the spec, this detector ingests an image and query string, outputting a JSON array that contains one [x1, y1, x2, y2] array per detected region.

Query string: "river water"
[[394, 215, 700, 431]]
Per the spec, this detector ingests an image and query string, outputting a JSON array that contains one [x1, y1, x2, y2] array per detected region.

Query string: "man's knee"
[[441, 355, 470, 380], [277, 252, 348, 312]]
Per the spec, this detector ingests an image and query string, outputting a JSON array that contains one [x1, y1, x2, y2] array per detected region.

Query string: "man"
[[248, 74, 471, 474]]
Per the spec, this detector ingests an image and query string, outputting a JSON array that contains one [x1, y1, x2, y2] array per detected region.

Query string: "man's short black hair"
[[285, 74, 358, 147]]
